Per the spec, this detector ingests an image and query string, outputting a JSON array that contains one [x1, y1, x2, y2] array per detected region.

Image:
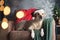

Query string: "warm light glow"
[[0, 6, 4, 11], [16, 11, 24, 18], [0, 0, 4, 11], [2, 18, 8, 22], [1, 18, 8, 29], [1, 22, 8, 29], [3, 6, 11, 16]]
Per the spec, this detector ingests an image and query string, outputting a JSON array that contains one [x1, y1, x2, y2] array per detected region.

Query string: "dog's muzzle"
[[33, 12, 42, 19]]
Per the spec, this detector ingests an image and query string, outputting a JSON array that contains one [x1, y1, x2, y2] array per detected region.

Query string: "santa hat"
[[15, 8, 36, 30], [16, 8, 36, 24]]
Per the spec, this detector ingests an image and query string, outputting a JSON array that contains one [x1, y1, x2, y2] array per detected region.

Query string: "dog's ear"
[[31, 12, 35, 17], [32, 12, 40, 17], [31, 9, 39, 17]]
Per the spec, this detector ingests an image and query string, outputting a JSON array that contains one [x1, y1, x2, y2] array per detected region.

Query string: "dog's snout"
[[34, 12, 39, 16], [39, 15, 42, 19], [33, 12, 42, 19]]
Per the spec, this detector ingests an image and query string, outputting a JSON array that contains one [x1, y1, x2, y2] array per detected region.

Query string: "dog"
[[24, 9, 45, 38], [16, 9, 45, 38]]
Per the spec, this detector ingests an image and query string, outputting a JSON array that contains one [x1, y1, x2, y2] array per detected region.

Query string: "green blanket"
[[34, 17, 53, 40]]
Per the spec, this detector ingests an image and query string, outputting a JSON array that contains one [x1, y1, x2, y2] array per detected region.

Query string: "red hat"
[[16, 8, 36, 24]]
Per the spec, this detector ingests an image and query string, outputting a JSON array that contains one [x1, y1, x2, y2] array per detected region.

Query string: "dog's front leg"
[[31, 29, 35, 39], [41, 28, 44, 37], [29, 25, 35, 39]]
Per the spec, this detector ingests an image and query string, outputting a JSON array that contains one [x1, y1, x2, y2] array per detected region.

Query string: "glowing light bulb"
[[2, 18, 8, 22], [3, 6, 11, 16], [1, 22, 8, 29], [1, 18, 8, 29], [16, 11, 24, 18]]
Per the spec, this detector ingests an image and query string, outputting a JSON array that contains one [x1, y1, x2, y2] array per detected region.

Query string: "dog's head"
[[32, 9, 45, 20]]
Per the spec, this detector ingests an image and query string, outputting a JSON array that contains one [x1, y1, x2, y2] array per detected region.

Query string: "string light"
[[3, 6, 11, 16], [16, 11, 25, 18], [1, 18, 8, 29], [0, 0, 4, 11]]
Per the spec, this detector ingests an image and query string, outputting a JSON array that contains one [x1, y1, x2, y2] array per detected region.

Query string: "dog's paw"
[[41, 28, 44, 37], [31, 30, 35, 38]]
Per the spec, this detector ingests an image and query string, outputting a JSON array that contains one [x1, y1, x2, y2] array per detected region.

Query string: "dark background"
[[0, 0, 60, 21]]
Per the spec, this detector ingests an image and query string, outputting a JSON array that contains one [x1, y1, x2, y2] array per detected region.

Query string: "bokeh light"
[[1, 18, 8, 29], [16, 11, 24, 18], [3, 6, 11, 16]]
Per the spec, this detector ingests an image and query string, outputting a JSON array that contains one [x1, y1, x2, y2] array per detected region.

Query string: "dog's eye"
[[35, 13, 39, 16], [35, 12, 39, 15]]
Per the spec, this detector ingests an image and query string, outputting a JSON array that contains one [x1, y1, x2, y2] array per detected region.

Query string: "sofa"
[[8, 31, 32, 40], [0, 17, 56, 40], [0, 21, 33, 40]]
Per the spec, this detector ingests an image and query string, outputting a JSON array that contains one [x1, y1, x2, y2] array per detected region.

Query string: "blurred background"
[[0, 0, 60, 40]]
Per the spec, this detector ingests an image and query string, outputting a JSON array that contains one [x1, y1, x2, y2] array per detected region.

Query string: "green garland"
[[53, 5, 60, 19], [53, 5, 60, 24]]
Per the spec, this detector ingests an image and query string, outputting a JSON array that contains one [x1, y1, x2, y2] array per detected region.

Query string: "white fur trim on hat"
[[34, 9, 45, 14]]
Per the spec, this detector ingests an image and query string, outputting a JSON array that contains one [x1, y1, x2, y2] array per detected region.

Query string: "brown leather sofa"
[[8, 21, 32, 40], [8, 21, 33, 40], [0, 21, 33, 40], [9, 31, 32, 40]]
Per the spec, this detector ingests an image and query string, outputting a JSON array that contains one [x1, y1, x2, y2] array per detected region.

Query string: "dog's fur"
[[23, 12, 43, 30], [16, 10, 44, 31], [16, 10, 44, 38]]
